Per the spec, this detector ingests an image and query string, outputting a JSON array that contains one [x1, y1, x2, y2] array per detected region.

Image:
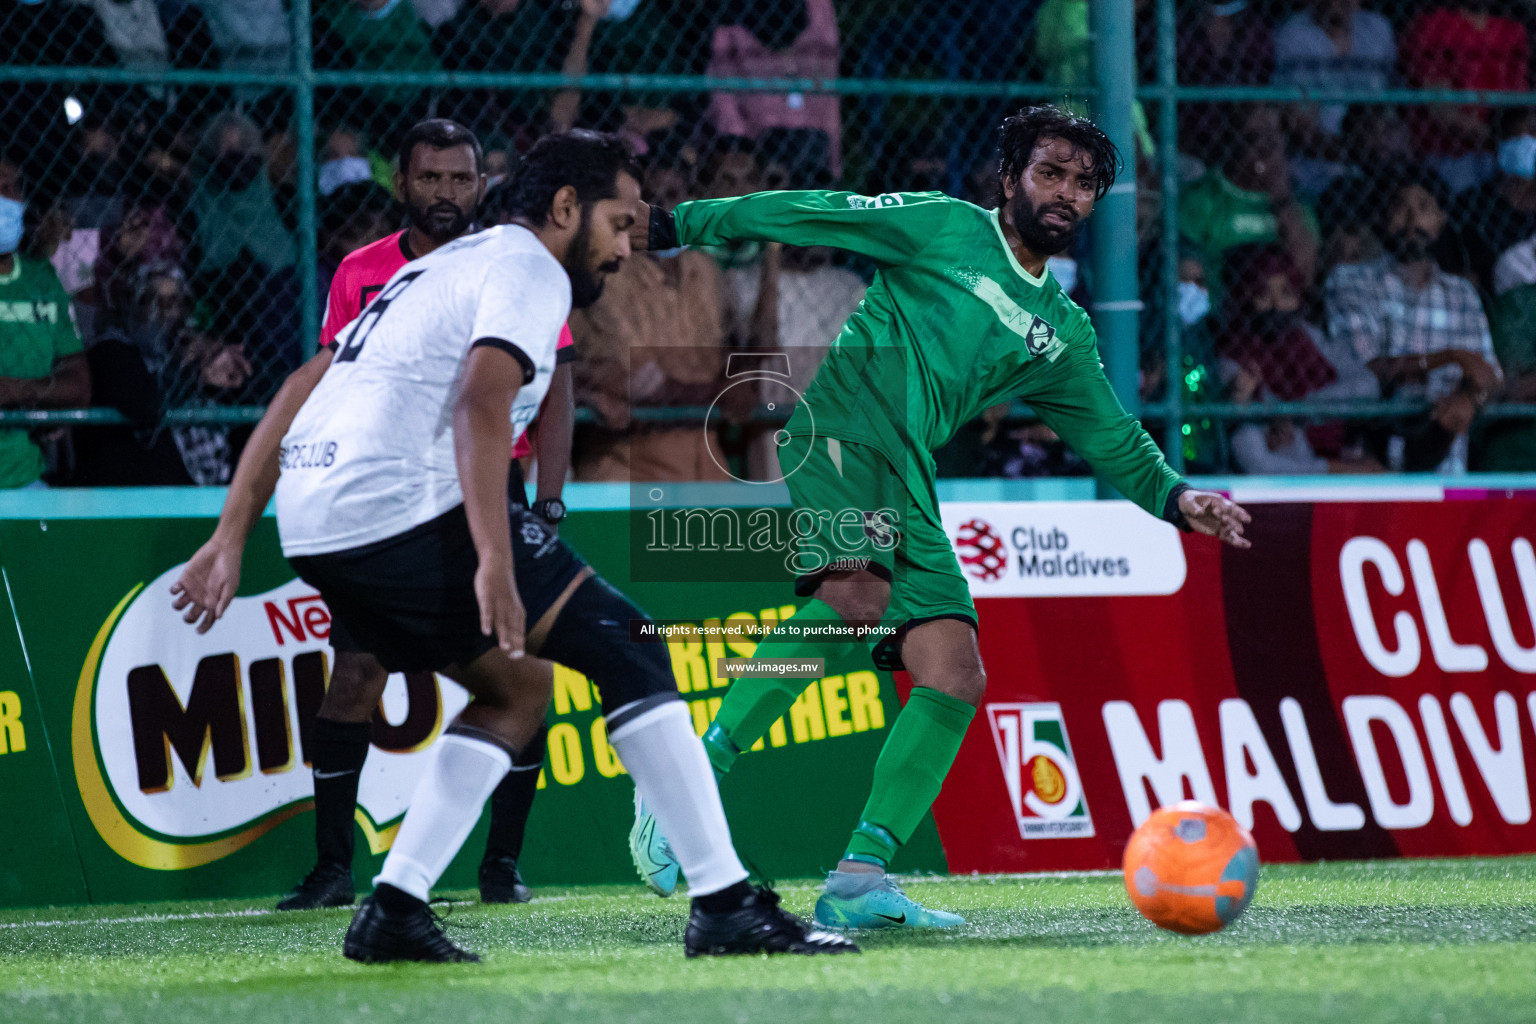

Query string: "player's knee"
[[948, 662, 987, 706], [319, 652, 390, 722], [914, 654, 986, 707]]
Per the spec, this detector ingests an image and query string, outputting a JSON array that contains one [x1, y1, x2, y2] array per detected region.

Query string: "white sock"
[[373, 731, 512, 902], [607, 698, 748, 897]]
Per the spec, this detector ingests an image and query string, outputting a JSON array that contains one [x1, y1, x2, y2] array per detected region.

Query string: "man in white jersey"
[[275, 131, 854, 963]]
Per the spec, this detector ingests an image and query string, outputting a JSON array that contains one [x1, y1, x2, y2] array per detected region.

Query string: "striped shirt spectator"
[[1325, 258, 1496, 404]]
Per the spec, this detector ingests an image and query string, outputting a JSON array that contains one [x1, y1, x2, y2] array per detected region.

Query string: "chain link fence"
[[1150, 0, 1536, 477], [3, 0, 1536, 486]]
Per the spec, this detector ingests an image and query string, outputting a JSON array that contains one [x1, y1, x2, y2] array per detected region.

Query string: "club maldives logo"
[[954, 518, 1008, 582], [944, 501, 1187, 598], [72, 566, 465, 870], [987, 702, 1094, 839]]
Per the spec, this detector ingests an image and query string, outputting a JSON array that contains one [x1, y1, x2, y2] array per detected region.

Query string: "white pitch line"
[[0, 907, 280, 930], [0, 893, 682, 931], [0, 900, 486, 931], [0, 872, 1128, 931], [963, 869, 1122, 880]]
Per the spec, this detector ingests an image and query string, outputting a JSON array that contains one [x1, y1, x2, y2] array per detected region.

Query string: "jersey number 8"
[[334, 270, 425, 364]]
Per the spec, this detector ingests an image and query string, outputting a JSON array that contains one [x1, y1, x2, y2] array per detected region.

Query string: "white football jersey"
[[276, 225, 570, 556]]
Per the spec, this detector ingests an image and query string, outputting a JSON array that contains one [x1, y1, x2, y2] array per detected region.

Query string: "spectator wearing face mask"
[[316, 124, 386, 197], [0, 156, 92, 488], [1220, 244, 1381, 474], [1140, 247, 1223, 471], [1326, 171, 1503, 472], [190, 112, 295, 272], [1450, 108, 1536, 296], [1180, 104, 1320, 310]]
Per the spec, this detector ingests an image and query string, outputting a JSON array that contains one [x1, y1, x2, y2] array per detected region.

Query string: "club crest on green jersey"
[[971, 276, 1066, 361], [845, 193, 906, 210]]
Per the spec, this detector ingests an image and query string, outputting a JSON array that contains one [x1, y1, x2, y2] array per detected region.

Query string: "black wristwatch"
[[532, 497, 567, 524]]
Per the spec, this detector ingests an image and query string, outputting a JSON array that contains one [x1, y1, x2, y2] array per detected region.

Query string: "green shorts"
[[781, 433, 977, 671]]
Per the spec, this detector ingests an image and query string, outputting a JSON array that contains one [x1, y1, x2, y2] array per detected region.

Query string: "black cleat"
[[685, 885, 861, 957], [479, 855, 533, 904], [276, 861, 355, 911], [343, 888, 481, 964]]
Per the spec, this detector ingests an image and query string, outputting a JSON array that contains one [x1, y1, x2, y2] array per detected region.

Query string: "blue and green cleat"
[[813, 871, 966, 930], [628, 794, 681, 897]]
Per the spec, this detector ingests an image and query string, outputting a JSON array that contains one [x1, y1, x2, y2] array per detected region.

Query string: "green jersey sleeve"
[[1026, 318, 1184, 520], [47, 272, 83, 359], [673, 190, 956, 266]]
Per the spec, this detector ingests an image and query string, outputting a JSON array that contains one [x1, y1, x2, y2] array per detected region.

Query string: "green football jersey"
[[0, 255, 82, 488], [673, 190, 1184, 521]]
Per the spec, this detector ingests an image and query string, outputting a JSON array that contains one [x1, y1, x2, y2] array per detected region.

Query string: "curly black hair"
[[503, 129, 642, 227], [995, 105, 1120, 206]]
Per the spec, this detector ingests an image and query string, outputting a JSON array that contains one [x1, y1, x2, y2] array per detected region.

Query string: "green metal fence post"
[[1157, 0, 1184, 472], [1090, 0, 1143, 496], [292, 0, 319, 359]]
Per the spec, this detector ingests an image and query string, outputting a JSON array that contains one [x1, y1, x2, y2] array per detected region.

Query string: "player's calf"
[[277, 651, 392, 911]]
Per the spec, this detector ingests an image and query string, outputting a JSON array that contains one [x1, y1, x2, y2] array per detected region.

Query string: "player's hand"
[[170, 537, 244, 634], [630, 199, 652, 252], [475, 554, 527, 657], [1178, 489, 1252, 550]]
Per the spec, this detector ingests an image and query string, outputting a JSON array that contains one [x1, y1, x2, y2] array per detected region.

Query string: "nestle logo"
[[265, 595, 331, 646]]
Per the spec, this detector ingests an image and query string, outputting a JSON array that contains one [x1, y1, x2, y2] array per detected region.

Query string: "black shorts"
[[290, 502, 586, 673]]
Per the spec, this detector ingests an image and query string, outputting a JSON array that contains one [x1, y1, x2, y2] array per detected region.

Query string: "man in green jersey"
[[628, 107, 1252, 928], [0, 156, 91, 488]]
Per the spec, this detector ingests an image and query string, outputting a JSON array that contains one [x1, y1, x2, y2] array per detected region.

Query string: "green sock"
[[843, 687, 977, 866], [705, 598, 857, 775]]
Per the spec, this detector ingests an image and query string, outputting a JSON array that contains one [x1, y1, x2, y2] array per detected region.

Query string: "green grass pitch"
[[2, 858, 1534, 1024]]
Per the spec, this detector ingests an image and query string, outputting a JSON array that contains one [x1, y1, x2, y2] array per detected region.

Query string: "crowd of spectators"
[[4, 0, 1536, 486], [1159, 0, 1536, 476]]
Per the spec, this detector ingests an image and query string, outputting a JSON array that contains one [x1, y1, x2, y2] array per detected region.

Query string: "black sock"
[[483, 726, 546, 865], [309, 717, 373, 868], [692, 880, 754, 914], [374, 882, 425, 914]]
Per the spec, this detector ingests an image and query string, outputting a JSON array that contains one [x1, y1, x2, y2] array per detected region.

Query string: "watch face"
[[542, 499, 566, 521]]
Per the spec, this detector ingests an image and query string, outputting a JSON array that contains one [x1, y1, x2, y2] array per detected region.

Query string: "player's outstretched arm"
[[632, 188, 954, 267], [1026, 341, 1252, 549], [455, 345, 527, 658], [171, 347, 336, 633]]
